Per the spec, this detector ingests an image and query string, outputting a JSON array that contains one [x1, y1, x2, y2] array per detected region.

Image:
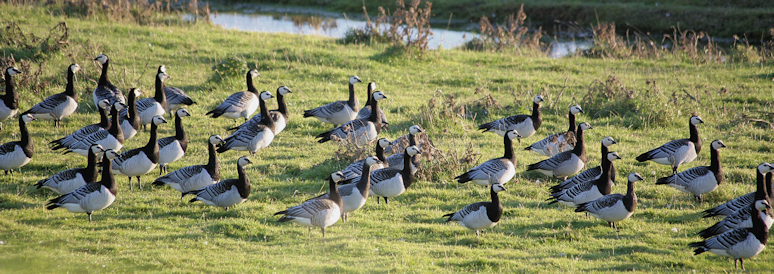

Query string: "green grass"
[[2, 3, 774, 273]]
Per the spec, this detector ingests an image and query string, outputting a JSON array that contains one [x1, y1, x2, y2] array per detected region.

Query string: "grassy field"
[[2, 3, 774, 273]]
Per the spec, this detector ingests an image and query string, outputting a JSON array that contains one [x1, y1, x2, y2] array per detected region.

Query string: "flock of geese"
[[0, 54, 771, 269]]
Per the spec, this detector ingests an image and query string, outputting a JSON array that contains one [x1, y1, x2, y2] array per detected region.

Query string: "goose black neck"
[[488, 186, 503, 222], [755, 170, 766, 200], [364, 83, 373, 107], [98, 59, 110, 86], [710, 146, 723, 185], [765, 172, 772, 202], [600, 142, 610, 164], [375, 143, 386, 162], [531, 101, 542, 130], [595, 159, 613, 194], [369, 95, 381, 133], [236, 163, 251, 199], [689, 121, 702, 154], [751, 205, 770, 244], [357, 162, 374, 195], [101, 154, 117, 195], [154, 75, 167, 109], [84, 147, 99, 182], [19, 116, 33, 158], [347, 82, 359, 109], [3, 70, 18, 109], [145, 120, 160, 160], [246, 73, 257, 93], [109, 106, 124, 143], [572, 126, 586, 159], [624, 178, 637, 212], [174, 112, 186, 141], [401, 150, 415, 188], [567, 110, 577, 132], [328, 174, 342, 206], [409, 132, 417, 146], [98, 104, 111, 129], [126, 91, 139, 124], [65, 67, 77, 99], [206, 141, 220, 181], [276, 92, 288, 118], [258, 96, 275, 129], [502, 133, 515, 163]]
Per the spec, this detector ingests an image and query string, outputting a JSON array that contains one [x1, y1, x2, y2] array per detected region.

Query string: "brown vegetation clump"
[[469, 4, 542, 53]]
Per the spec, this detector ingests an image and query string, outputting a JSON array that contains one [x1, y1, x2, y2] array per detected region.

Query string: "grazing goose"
[[525, 105, 584, 156], [315, 91, 387, 146], [704, 163, 774, 218], [92, 54, 126, 106], [357, 82, 389, 129], [153, 135, 223, 198], [690, 199, 770, 270], [369, 146, 421, 204], [311, 157, 382, 221], [0, 67, 21, 130], [157, 108, 191, 174], [184, 156, 252, 210], [637, 115, 703, 174], [59, 101, 126, 156], [304, 75, 362, 127], [275, 171, 344, 238], [22, 64, 80, 128], [455, 130, 520, 186], [698, 199, 774, 239], [50, 99, 111, 149], [229, 86, 291, 134], [119, 88, 142, 140], [217, 91, 276, 154], [478, 94, 543, 143], [384, 124, 432, 154], [46, 149, 120, 222], [443, 183, 506, 237], [575, 172, 642, 230], [206, 69, 261, 122], [337, 138, 390, 185], [548, 152, 620, 207], [134, 66, 169, 126], [550, 137, 617, 192], [656, 140, 726, 202], [35, 144, 104, 194], [0, 114, 35, 174], [111, 116, 167, 191], [384, 125, 423, 172], [527, 122, 591, 180]]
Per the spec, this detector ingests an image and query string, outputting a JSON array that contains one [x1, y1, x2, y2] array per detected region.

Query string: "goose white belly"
[[0, 102, 17, 121], [347, 122, 377, 146], [323, 107, 357, 126], [470, 161, 516, 187], [120, 119, 138, 140], [511, 119, 536, 139], [709, 233, 765, 259], [159, 141, 184, 166], [178, 170, 217, 193], [341, 189, 367, 213], [313, 207, 341, 228], [559, 185, 603, 207], [590, 200, 632, 222], [248, 130, 275, 152], [200, 186, 245, 208], [273, 114, 287, 134], [139, 102, 165, 125], [652, 143, 697, 166], [47, 173, 87, 195], [60, 186, 116, 213], [166, 103, 184, 114], [763, 213, 773, 229], [370, 176, 406, 198], [221, 96, 259, 120], [112, 153, 157, 177], [459, 207, 497, 230], [0, 146, 31, 171], [551, 154, 585, 178], [32, 97, 78, 120], [683, 173, 718, 196]]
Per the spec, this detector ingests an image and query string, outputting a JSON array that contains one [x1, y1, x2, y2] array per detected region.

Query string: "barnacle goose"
[[336, 138, 390, 185], [357, 82, 389, 130], [162, 69, 195, 116], [384, 125, 423, 172], [525, 105, 584, 156], [550, 137, 617, 193], [315, 91, 387, 146], [0, 67, 21, 130], [157, 108, 190, 174], [310, 156, 383, 221], [527, 122, 591, 180], [455, 129, 520, 186], [703, 163, 774, 218], [0, 114, 35, 174], [637, 115, 703, 174], [46, 149, 120, 222], [369, 146, 421, 204], [656, 140, 726, 202], [575, 172, 642, 230], [184, 156, 252, 210], [217, 91, 276, 154], [304, 75, 361, 127], [35, 144, 104, 194], [206, 69, 261, 122], [384, 124, 432, 154], [111, 116, 167, 191], [49, 99, 110, 149], [153, 135, 223, 198], [547, 151, 619, 207], [22, 64, 80, 128], [443, 183, 506, 237], [690, 199, 770, 270], [57, 101, 126, 156], [134, 66, 169, 126], [478, 94, 543, 143], [92, 54, 126, 106], [229, 86, 291, 134], [698, 199, 774, 239], [119, 88, 142, 140], [275, 171, 344, 238]]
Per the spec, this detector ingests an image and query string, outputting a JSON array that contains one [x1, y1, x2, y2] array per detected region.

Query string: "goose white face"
[[601, 137, 616, 147], [349, 75, 362, 85], [579, 122, 592, 131], [368, 82, 376, 91], [570, 105, 583, 115], [113, 102, 127, 112], [277, 86, 291, 95], [492, 183, 507, 193], [95, 54, 108, 64], [711, 140, 726, 150], [405, 146, 421, 156], [157, 72, 170, 82], [755, 200, 771, 211], [365, 156, 381, 167], [98, 99, 111, 109], [259, 91, 274, 101], [70, 64, 81, 74], [377, 138, 391, 148], [628, 172, 644, 182], [506, 129, 521, 140], [151, 116, 167, 126], [533, 95, 545, 104], [757, 163, 773, 174], [22, 114, 35, 124], [131, 88, 142, 98], [690, 116, 704, 126], [7, 67, 21, 76], [249, 69, 260, 78], [104, 149, 120, 160], [208, 135, 224, 145], [372, 91, 387, 101], [409, 125, 423, 135], [159, 65, 167, 73], [607, 151, 621, 161], [330, 171, 345, 183], [237, 156, 253, 167], [90, 144, 105, 154], [176, 108, 191, 118]]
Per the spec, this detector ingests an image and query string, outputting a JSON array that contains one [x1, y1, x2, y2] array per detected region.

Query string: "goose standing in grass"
[[385, 125, 423, 172], [548, 152, 620, 208], [311, 157, 382, 221], [92, 54, 125, 106], [690, 199, 770, 270], [119, 88, 142, 140], [157, 108, 190, 174], [443, 183, 506, 237], [22, 64, 80, 128], [656, 140, 726, 202], [455, 129, 520, 186], [57, 101, 126, 156], [229, 86, 291, 134], [0, 67, 21, 130], [315, 91, 387, 146], [217, 91, 276, 154], [550, 137, 617, 193], [206, 69, 261, 122], [357, 82, 389, 130], [162, 70, 195, 116], [384, 124, 432, 154], [185, 156, 252, 210], [525, 105, 584, 156], [35, 144, 104, 194], [0, 114, 35, 174], [637, 115, 703, 175], [575, 172, 642, 230], [369, 146, 421, 204], [304, 75, 362, 127], [135, 66, 169, 126], [275, 171, 344, 238], [704, 163, 774, 218], [337, 138, 389, 185], [698, 199, 774, 239], [478, 94, 543, 144], [49, 99, 110, 150], [46, 149, 119, 222], [111, 116, 166, 191], [153, 135, 223, 198], [527, 122, 591, 180]]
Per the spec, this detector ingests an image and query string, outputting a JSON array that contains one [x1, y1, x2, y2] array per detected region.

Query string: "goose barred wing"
[[158, 136, 176, 149], [370, 168, 401, 184], [529, 151, 574, 170], [280, 199, 337, 219], [637, 139, 690, 162], [479, 115, 528, 132], [25, 94, 68, 114], [698, 207, 754, 238], [190, 179, 236, 201], [304, 101, 347, 117], [156, 165, 205, 184], [37, 168, 80, 188], [338, 159, 366, 182], [463, 159, 509, 181], [552, 166, 602, 191], [165, 86, 195, 105], [68, 130, 110, 151], [576, 194, 625, 213], [447, 202, 487, 221], [135, 98, 157, 113], [94, 85, 125, 105], [219, 124, 269, 151], [213, 92, 253, 113], [690, 228, 755, 251], [111, 148, 143, 168], [52, 124, 102, 148], [0, 142, 19, 155], [657, 166, 711, 187], [703, 192, 755, 217], [46, 183, 103, 207]]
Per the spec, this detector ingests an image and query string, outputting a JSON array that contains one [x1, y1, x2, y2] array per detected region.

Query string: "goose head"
[[405, 145, 421, 157], [97, 99, 111, 110], [607, 151, 622, 162], [89, 144, 106, 155], [175, 108, 191, 118], [104, 149, 120, 160], [69, 64, 81, 74], [533, 95, 545, 104], [130, 88, 142, 98], [21, 113, 35, 124], [409, 125, 423, 135], [372, 91, 387, 101], [94, 54, 108, 64], [601, 137, 617, 147], [157, 71, 170, 82], [349, 75, 362, 85], [757, 163, 773, 174], [209, 135, 224, 145], [579, 122, 592, 131], [259, 91, 274, 101], [628, 172, 644, 182], [237, 156, 253, 167], [158, 65, 167, 73], [112, 101, 127, 112], [365, 156, 382, 167], [368, 82, 376, 91], [711, 140, 726, 150], [248, 69, 260, 79], [492, 183, 507, 193], [690, 115, 704, 126], [277, 86, 292, 96], [151, 116, 167, 126], [570, 105, 584, 115], [377, 138, 391, 148], [755, 200, 771, 211], [506, 129, 522, 140], [330, 171, 346, 183]]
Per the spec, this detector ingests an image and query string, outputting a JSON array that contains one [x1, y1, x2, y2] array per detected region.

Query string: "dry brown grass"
[[466, 4, 543, 54]]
